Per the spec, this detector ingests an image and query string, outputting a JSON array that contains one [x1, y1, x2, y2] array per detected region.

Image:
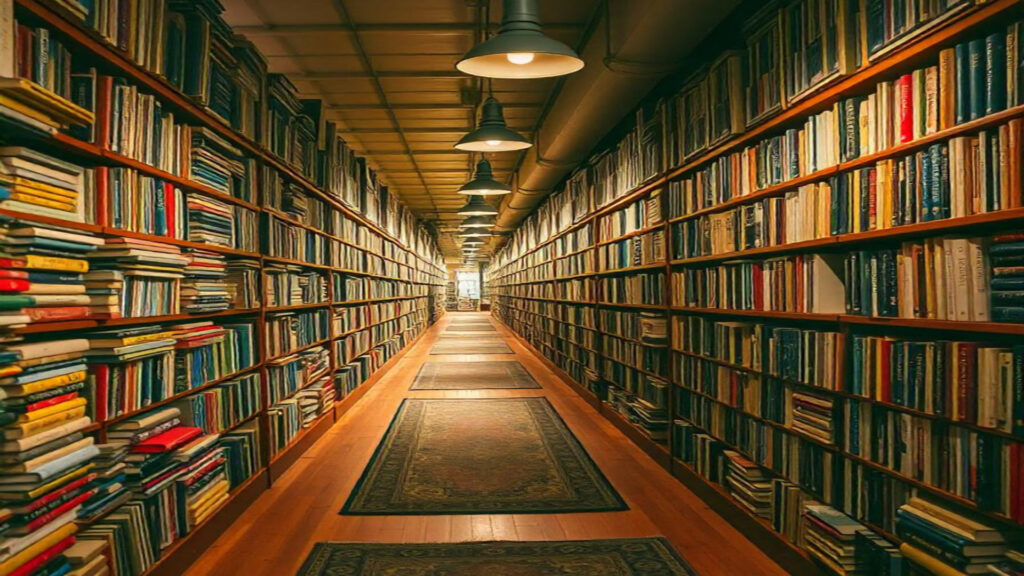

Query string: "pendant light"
[[459, 215, 495, 229], [455, 97, 532, 152], [458, 158, 511, 196], [457, 0, 584, 79], [458, 229, 493, 238], [462, 238, 485, 246], [459, 195, 499, 216]]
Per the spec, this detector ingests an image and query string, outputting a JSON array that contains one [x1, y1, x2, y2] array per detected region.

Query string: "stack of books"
[[224, 260, 260, 309], [186, 128, 254, 203], [170, 433, 230, 535], [77, 442, 130, 523], [0, 337, 98, 576], [63, 539, 110, 576], [87, 238, 188, 318], [265, 265, 329, 307], [186, 194, 235, 248], [181, 250, 229, 313], [802, 505, 868, 575], [896, 498, 1010, 575], [0, 220, 99, 327], [724, 451, 773, 519], [788, 391, 835, 444], [0, 147, 88, 223], [990, 233, 1024, 323]]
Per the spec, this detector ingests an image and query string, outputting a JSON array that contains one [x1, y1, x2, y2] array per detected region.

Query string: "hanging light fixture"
[[458, 195, 499, 216], [459, 215, 495, 229], [458, 158, 511, 196], [458, 229, 493, 238], [455, 97, 532, 152], [462, 238, 485, 246], [457, 0, 584, 79]]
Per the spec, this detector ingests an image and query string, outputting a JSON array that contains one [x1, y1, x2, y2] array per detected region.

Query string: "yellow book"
[[16, 398, 87, 423], [899, 544, 967, 576], [189, 479, 229, 512], [0, 522, 77, 576], [0, 78, 94, 126], [10, 178, 77, 200], [7, 191, 76, 212], [3, 406, 86, 439], [0, 94, 61, 129], [4, 370, 87, 397], [6, 255, 89, 274]]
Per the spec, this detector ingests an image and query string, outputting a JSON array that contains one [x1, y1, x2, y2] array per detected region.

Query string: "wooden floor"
[[184, 313, 791, 575]]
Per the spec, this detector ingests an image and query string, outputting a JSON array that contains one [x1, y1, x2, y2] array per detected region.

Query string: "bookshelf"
[[491, 1, 1024, 574], [0, 1, 446, 575]]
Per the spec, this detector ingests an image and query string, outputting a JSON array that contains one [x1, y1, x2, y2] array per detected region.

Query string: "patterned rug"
[[410, 361, 540, 390], [430, 338, 512, 355], [298, 539, 695, 575], [445, 324, 496, 331], [341, 398, 625, 514]]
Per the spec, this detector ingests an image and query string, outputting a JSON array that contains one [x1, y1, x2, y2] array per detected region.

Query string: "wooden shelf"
[[595, 262, 666, 276]]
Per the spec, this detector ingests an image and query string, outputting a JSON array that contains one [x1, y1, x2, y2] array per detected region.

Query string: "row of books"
[[264, 265, 329, 308], [493, 278, 594, 302], [598, 191, 664, 241], [332, 300, 422, 337], [265, 309, 330, 359], [598, 230, 666, 272], [266, 346, 331, 406], [599, 272, 666, 306]]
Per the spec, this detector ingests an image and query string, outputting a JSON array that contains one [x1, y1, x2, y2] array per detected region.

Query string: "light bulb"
[[506, 52, 535, 65], [486, 140, 502, 147]]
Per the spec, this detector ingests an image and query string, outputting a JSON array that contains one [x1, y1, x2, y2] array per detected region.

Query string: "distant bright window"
[[457, 271, 479, 299]]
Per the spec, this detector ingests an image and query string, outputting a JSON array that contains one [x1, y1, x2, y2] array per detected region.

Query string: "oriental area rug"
[[298, 539, 696, 575], [341, 398, 625, 514], [410, 360, 540, 390]]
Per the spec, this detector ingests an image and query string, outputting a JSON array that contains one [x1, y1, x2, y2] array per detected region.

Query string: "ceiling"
[[222, 0, 601, 260]]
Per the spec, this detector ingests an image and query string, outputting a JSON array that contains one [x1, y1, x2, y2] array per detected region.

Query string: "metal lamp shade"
[[458, 196, 499, 216], [458, 230, 493, 238], [458, 159, 511, 196], [459, 215, 495, 228], [456, 0, 584, 79], [455, 97, 532, 152]]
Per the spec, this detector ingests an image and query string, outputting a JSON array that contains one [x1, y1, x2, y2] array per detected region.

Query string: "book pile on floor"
[[87, 239, 188, 318], [0, 337, 99, 576], [181, 250, 230, 313], [0, 220, 99, 328]]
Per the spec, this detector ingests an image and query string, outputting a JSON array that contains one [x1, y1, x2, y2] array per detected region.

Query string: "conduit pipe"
[[493, 0, 741, 234]]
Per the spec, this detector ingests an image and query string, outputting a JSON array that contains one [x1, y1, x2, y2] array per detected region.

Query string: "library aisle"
[[183, 312, 788, 576]]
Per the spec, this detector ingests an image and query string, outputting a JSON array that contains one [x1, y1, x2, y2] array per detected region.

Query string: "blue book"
[[955, 43, 971, 124], [991, 277, 1024, 291], [921, 149, 934, 221], [986, 32, 1007, 115], [968, 38, 986, 121]]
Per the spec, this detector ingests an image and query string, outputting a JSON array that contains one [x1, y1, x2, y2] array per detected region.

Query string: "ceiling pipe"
[[492, 0, 740, 238]]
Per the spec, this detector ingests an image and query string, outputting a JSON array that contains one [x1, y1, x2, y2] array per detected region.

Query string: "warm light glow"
[[485, 140, 502, 147], [506, 52, 536, 65]]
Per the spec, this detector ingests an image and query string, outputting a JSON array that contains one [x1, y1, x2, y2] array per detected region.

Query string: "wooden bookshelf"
[[0, 1, 448, 575], [490, 0, 1024, 570]]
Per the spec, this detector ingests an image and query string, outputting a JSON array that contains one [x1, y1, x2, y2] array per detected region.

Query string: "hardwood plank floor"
[[184, 313, 792, 576]]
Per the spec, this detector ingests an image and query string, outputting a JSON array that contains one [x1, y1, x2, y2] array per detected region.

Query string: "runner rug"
[[341, 398, 625, 514], [299, 539, 695, 575], [410, 360, 540, 390]]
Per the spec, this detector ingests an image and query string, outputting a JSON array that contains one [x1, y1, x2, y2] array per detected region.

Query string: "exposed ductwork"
[[493, 0, 741, 237]]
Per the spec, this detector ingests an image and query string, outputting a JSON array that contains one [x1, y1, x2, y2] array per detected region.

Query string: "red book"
[[955, 342, 978, 422], [23, 307, 90, 322], [752, 263, 763, 311], [164, 182, 176, 239], [8, 535, 75, 576], [0, 258, 28, 269], [95, 75, 113, 149], [898, 74, 913, 143], [993, 232, 1024, 243], [0, 279, 30, 292], [0, 271, 29, 280], [23, 392, 78, 414], [18, 488, 96, 534], [92, 364, 109, 423], [879, 339, 891, 403], [132, 426, 203, 453], [13, 473, 96, 514]]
